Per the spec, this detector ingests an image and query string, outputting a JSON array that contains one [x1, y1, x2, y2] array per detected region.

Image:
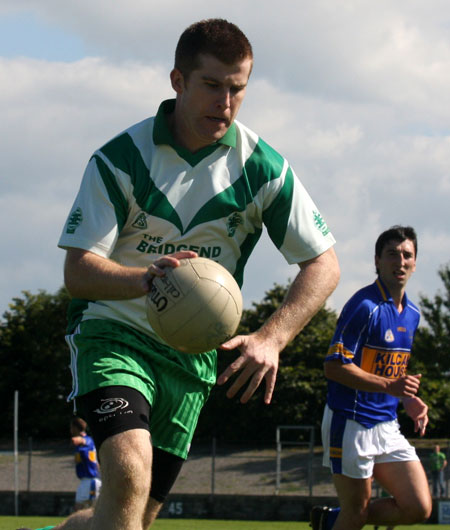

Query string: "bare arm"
[[324, 359, 422, 397], [71, 435, 86, 447], [217, 246, 340, 404], [257, 247, 340, 348], [63, 247, 198, 300]]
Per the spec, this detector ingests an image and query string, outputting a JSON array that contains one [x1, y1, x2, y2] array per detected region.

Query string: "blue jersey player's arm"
[[402, 395, 428, 436], [325, 298, 371, 365], [325, 360, 422, 397]]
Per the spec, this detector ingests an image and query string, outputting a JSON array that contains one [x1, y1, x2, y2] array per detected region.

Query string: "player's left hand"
[[403, 396, 429, 437], [216, 333, 279, 404]]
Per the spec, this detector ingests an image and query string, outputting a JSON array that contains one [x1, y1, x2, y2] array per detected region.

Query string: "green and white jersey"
[[58, 99, 335, 339]]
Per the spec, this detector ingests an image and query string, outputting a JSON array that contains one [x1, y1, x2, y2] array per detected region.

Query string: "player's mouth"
[[207, 116, 228, 125], [394, 270, 406, 280]]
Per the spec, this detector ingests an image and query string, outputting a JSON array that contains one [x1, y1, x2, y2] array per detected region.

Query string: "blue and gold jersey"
[[325, 278, 420, 427], [74, 434, 100, 479]]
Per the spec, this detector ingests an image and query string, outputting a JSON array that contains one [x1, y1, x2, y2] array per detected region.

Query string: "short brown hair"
[[375, 225, 418, 258], [174, 19, 253, 78], [70, 416, 87, 432]]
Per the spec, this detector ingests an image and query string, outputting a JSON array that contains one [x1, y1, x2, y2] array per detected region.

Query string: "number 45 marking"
[[168, 501, 183, 515]]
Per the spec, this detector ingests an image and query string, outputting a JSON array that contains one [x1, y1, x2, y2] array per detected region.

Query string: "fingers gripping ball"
[[146, 257, 243, 354]]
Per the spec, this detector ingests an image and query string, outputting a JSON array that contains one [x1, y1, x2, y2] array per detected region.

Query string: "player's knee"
[[416, 497, 432, 522], [401, 497, 432, 524], [339, 506, 369, 528], [102, 439, 151, 502], [116, 454, 150, 499]]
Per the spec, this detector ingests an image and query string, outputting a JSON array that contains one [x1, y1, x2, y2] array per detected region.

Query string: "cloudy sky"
[[1, 0, 449, 323]]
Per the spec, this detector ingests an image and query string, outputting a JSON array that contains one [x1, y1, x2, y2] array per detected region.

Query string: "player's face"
[[170, 54, 252, 152], [375, 238, 416, 292]]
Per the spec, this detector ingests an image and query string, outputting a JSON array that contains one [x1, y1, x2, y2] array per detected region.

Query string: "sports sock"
[[326, 507, 340, 529], [35, 526, 56, 530]]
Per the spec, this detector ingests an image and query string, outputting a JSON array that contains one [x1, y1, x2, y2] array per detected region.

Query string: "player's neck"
[[379, 276, 407, 312], [391, 289, 405, 312]]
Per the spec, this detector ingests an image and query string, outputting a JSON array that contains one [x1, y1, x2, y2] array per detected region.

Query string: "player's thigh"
[[98, 428, 152, 491], [76, 385, 152, 450], [373, 460, 431, 514], [372, 423, 430, 512], [374, 461, 432, 523], [333, 473, 373, 513]]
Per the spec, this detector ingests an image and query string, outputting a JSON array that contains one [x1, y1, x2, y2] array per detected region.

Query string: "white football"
[[146, 257, 243, 354]]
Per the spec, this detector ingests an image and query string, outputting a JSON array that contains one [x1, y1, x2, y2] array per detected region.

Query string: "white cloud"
[[0, 56, 173, 313], [1, 1, 449, 321], [1, 56, 171, 192]]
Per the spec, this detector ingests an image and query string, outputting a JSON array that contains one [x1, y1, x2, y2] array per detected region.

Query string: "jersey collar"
[[375, 276, 409, 307], [153, 99, 236, 165]]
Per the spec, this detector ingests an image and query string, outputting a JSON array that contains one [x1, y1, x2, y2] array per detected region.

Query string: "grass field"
[[1, 517, 450, 530], [0, 518, 307, 530]]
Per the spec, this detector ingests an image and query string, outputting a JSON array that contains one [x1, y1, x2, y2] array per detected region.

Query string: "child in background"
[[70, 417, 101, 511]]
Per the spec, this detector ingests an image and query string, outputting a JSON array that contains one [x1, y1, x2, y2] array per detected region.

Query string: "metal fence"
[[0, 435, 449, 498]]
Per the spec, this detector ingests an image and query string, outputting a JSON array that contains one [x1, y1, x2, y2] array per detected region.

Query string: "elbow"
[[329, 249, 341, 289], [316, 246, 340, 294], [334, 262, 341, 286], [63, 249, 86, 298], [63, 266, 81, 298], [64, 273, 78, 298], [329, 267, 340, 297], [324, 359, 341, 381]]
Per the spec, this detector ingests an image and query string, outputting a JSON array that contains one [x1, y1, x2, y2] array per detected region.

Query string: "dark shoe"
[[310, 505, 332, 529]]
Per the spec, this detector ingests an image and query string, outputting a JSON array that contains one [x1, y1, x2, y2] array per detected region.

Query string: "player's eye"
[[231, 85, 245, 95]]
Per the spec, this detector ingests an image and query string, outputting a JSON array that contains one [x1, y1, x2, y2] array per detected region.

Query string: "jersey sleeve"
[[262, 164, 335, 264], [325, 298, 371, 365], [58, 153, 129, 257]]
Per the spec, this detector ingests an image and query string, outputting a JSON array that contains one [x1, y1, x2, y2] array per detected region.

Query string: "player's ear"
[[170, 68, 185, 94]]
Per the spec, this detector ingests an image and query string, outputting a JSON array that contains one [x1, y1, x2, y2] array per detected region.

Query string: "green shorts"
[[65, 318, 217, 458]]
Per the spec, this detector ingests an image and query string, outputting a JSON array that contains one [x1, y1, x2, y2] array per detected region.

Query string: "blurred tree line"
[[0, 264, 449, 442]]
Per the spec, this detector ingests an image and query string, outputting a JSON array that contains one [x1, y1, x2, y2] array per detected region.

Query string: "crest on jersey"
[[132, 212, 148, 229], [66, 207, 83, 234], [226, 213, 243, 237], [384, 329, 395, 343], [313, 210, 330, 236]]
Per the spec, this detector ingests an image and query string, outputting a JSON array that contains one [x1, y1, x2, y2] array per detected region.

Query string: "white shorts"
[[321, 404, 419, 479], [75, 477, 102, 503]]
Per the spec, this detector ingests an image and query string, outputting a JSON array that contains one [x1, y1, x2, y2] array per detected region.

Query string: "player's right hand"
[[147, 251, 198, 277], [387, 373, 422, 397], [144, 251, 198, 292], [403, 396, 429, 436], [217, 332, 280, 405]]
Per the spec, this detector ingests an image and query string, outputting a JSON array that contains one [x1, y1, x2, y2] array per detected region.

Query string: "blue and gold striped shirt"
[[325, 277, 420, 427]]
